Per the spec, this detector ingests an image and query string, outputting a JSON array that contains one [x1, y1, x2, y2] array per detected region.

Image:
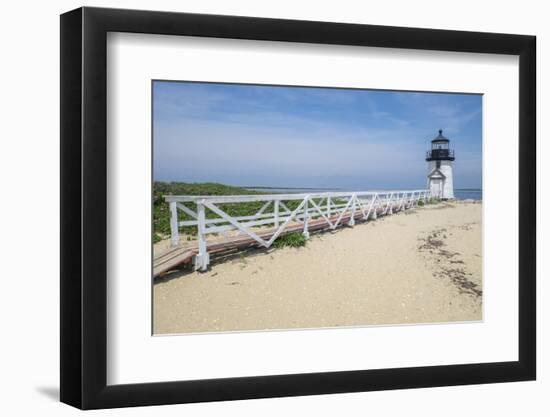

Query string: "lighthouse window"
[[436, 161, 441, 168]]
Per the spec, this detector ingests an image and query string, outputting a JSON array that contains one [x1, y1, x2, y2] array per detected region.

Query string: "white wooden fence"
[[165, 190, 432, 271]]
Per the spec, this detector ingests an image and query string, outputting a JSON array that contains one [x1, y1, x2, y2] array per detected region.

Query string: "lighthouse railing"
[[164, 189, 432, 271], [426, 149, 455, 159]]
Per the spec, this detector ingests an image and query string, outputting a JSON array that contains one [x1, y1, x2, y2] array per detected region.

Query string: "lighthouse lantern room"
[[426, 129, 455, 199]]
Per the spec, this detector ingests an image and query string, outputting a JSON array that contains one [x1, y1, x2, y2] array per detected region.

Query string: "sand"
[[153, 201, 482, 334]]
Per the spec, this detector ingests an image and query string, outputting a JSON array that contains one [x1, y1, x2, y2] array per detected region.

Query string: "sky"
[[153, 81, 482, 190]]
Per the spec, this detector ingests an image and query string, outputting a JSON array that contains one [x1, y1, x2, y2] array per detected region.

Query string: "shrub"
[[153, 233, 163, 244], [273, 232, 307, 249], [417, 200, 425, 206], [153, 182, 284, 237], [426, 197, 440, 205]]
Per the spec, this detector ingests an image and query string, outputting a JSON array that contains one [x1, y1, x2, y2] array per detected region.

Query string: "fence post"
[[326, 197, 331, 218], [349, 194, 356, 226], [303, 196, 310, 239], [195, 200, 209, 272], [274, 199, 280, 229], [169, 201, 180, 247], [371, 194, 378, 219]]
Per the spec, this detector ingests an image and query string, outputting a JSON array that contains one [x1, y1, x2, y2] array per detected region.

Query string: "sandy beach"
[[153, 201, 482, 334]]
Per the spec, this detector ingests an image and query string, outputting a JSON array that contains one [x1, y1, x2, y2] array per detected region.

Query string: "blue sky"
[[153, 81, 482, 189]]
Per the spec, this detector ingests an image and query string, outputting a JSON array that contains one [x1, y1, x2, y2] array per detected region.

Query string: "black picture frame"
[[60, 6, 536, 410]]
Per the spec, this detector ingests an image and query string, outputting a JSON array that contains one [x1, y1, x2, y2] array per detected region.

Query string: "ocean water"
[[246, 187, 483, 201], [454, 189, 483, 200]]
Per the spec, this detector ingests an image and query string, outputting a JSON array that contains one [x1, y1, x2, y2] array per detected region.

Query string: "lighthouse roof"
[[427, 167, 446, 179], [432, 129, 449, 143]]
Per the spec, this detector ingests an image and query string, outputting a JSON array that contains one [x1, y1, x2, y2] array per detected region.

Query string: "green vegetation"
[[272, 232, 307, 249], [153, 183, 443, 245], [153, 182, 306, 241], [416, 197, 441, 208], [154, 182, 259, 240], [153, 232, 163, 244], [154, 182, 346, 247], [426, 197, 440, 205]]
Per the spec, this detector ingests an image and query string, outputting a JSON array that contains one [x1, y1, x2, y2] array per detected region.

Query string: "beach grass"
[[272, 232, 308, 249]]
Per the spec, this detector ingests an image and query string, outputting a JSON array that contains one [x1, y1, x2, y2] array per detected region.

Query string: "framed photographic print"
[[60, 7, 536, 409]]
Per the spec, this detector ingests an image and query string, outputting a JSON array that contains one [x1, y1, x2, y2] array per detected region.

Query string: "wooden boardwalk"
[[154, 203, 404, 278]]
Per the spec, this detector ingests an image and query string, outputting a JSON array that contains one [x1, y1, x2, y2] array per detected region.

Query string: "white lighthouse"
[[426, 129, 455, 199]]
